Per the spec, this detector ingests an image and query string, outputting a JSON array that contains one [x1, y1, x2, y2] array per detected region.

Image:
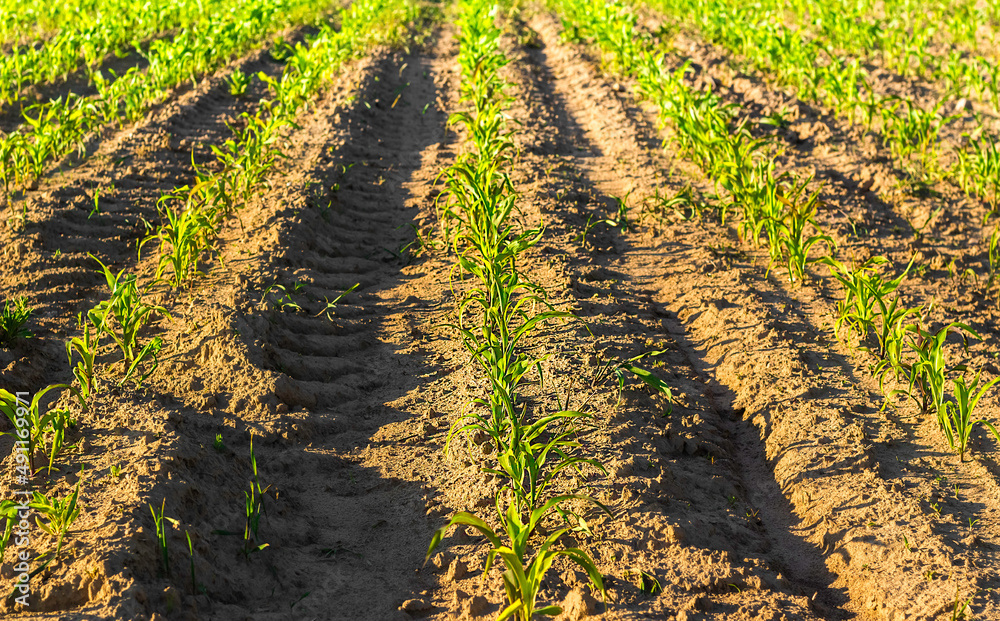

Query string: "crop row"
[[554, 0, 1000, 462], [0, 0, 424, 589], [423, 2, 613, 618], [0, 0, 331, 212], [0, 0, 235, 107]]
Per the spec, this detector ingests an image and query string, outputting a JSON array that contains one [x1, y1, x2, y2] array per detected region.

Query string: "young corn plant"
[[880, 99, 956, 179], [243, 434, 270, 558], [943, 371, 1000, 461], [0, 384, 82, 474], [895, 323, 978, 426], [90, 256, 169, 367], [30, 480, 82, 562], [0, 501, 21, 561], [150, 499, 180, 576], [227, 68, 252, 97], [767, 181, 835, 284], [142, 195, 218, 290], [953, 135, 1000, 223], [66, 311, 102, 402], [987, 225, 1000, 296], [0, 296, 32, 346], [821, 256, 909, 345], [868, 294, 922, 393], [427, 497, 606, 621], [485, 408, 606, 517]]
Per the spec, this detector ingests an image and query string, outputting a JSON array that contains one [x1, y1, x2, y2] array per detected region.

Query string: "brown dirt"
[[1, 5, 1000, 621]]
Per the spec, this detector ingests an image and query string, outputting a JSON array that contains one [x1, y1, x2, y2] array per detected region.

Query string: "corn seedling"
[[868, 294, 922, 393], [880, 98, 959, 179], [895, 323, 978, 425], [760, 106, 793, 129], [0, 501, 21, 561], [987, 225, 1000, 296], [0, 296, 32, 346], [40, 408, 75, 475], [486, 410, 606, 516], [624, 568, 663, 595], [905, 205, 945, 240], [142, 194, 219, 289], [642, 184, 705, 221], [244, 433, 270, 557], [66, 311, 101, 402], [0, 384, 82, 473], [427, 497, 606, 621], [821, 256, 909, 345], [950, 585, 980, 621], [953, 134, 1000, 222], [227, 68, 252, 97], [90, 256, 169, 364], [122, 336, 164, 388], [30, 480, 82, 560], [768, 180, 834, 284], [150, 499, 180, 575], [186, 531, 199, 594], [942, 371, 1000, 461], [263, 283, 304, 313]]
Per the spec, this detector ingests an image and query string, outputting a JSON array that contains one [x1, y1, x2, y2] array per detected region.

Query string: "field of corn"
[[2, 0, 1000, 618]]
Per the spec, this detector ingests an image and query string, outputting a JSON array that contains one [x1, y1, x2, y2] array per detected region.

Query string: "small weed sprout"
[[316, 283, 359, 320]]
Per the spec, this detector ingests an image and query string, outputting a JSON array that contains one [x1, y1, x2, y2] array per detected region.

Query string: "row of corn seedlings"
[[0, 0, 230, 107], [640, 0, 1000, 220], [0, 258, 168, 584], [0, 0, 331, 212], [552, 0, 1000, 461], [143, 0, 426, 291], [423, 2, 611, 618], [823, 255, 1000, 462]]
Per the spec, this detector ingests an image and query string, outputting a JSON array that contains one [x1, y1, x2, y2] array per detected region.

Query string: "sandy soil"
[[1, 3, 1000, 621]]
